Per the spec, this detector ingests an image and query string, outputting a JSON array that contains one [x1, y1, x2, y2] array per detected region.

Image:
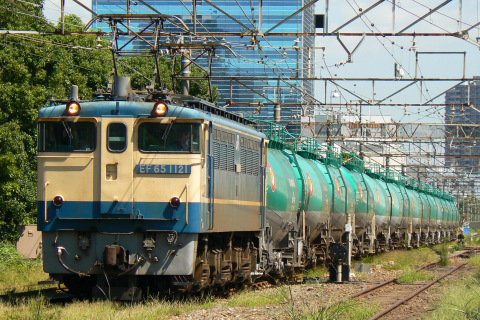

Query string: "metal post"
[[325, 0, 329, 34], [127, 0, 131, 32], [392, 0, 396, 32], [61, 0, 65, 35], [459, 0, 462, 32], [337, 262, 342, 282], [193, 0, 197, 34], [181, 45, 191, 96], [274, 82, 281, 123], [359, 102, 363, 158], [346, 214, 352, 281], [259, 0, 262, 34]]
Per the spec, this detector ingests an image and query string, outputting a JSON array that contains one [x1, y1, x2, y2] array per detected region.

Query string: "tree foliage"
[[0, 1, 217, 241], [0, 2, 112, 241]]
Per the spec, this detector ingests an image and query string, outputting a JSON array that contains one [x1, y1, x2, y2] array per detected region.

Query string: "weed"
[[272, 286, 378, 320], [360, 246, 437, 270], [303, 265, 329, 278], [452, 242, 464, 252], [469, 255, 480, 267], [438, 241, 449, 266], [226, 287, 282, 307], [396, 267, 435, 284], [0, 243, 46, 289], [429, 273, 480, 320]]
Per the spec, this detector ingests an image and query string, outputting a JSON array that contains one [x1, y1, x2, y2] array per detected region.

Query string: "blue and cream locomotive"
[[38, 77, 268, 299]]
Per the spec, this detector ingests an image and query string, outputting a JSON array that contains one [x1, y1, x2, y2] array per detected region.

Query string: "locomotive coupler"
[[104, 245, 127, 270]]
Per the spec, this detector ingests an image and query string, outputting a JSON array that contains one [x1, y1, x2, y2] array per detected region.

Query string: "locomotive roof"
[[39, 100, 265, 138]]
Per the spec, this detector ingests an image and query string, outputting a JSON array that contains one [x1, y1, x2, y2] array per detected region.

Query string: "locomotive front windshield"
[[38, 121, 96, 152], [138, 122, 200, 153]]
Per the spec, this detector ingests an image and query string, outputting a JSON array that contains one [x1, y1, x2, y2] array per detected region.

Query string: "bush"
[[438, 242, 449, 266]]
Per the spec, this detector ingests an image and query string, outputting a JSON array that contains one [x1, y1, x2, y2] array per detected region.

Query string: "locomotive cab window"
[[38, 121, 96, 152], [138, 122, 201, 153], [107, 123, 127, 152]]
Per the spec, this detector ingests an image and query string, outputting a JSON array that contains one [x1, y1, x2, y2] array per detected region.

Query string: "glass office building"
[[92, 0, 315, 132], [444, 79, 480, 174]]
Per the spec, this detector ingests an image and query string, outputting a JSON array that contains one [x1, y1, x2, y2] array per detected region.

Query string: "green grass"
[[226, 287, 285, 307], [396, 267, 436, 284], [438, 241, 450, 266], [428, 274, 480, 320], [466, 233, 480, 247], [360, 246, 437, 270], [469, 255, 480, 267], [452, 242, 464, 252], [303, 265, 329, 278], [0, 296, 219, 320], [0, 243, 47, 289]]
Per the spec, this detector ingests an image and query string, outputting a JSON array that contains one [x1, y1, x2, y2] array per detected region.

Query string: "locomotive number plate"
[[136, 164, 191, 174]]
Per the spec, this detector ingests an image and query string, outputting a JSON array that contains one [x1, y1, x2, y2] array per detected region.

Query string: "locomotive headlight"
[[152, 102, 168, 117], [66, 101, 81, 115], [169, 196, 181, 208], [53, 195, 64, 207]]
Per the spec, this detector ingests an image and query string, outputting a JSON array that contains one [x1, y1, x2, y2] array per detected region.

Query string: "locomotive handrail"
[[137, 157, 204, 161], [207, 154, 215, 230], [56, 217, 179, 221], [260, 165, 266, 229], [44, 182, 49, 224], [37, 155, 94, 159], [185, 183, 189, 225]]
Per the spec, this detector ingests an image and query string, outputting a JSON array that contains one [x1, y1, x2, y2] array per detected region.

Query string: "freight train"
[[37, 77, 459, 299]]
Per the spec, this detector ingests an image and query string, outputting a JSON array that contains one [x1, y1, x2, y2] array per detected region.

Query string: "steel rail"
[[347, 248, 474, 302], [369, 262, 468, 319], [347, 260, 438, 300]]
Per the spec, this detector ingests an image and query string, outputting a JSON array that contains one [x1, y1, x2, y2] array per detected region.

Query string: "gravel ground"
[[172, 267, 401, 320], [172, 254, 476, 320]]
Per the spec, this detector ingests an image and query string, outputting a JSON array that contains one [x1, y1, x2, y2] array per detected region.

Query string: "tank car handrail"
[[341, 152, 364, 172]]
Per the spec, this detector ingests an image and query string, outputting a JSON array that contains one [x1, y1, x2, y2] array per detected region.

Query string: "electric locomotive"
[[38, 77, 268, 299]]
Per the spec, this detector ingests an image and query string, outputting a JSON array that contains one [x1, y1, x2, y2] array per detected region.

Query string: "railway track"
[[344, 248, 478, 319]]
